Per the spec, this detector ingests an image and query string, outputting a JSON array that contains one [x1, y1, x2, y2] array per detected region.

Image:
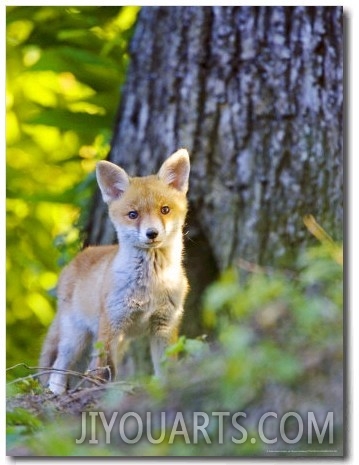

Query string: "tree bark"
[[85, 6, 343, 333]]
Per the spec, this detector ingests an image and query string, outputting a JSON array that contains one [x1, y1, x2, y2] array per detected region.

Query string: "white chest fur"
[[106, 247, 184, 335]]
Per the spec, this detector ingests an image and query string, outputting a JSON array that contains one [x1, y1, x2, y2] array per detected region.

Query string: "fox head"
[[96, 149, 190, 249]]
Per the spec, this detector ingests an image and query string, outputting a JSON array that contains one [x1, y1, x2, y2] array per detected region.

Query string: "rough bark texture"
[[85, 6, 343, 334]]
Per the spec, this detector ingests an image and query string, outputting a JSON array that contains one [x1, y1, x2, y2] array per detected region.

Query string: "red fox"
[[39, 149, 190, 394]]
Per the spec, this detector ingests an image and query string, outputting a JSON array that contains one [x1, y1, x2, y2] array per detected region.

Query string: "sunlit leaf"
[[7, 20, 34, 46]]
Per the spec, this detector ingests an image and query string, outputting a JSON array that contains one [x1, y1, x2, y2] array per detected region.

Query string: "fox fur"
[[39, 149, 190, 394]]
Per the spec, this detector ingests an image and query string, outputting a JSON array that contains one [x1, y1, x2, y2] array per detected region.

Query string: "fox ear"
[[96, 160, 130, 203], [158, 149, 190, 193]]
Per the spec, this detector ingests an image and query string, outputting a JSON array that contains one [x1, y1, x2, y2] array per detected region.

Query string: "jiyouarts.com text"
[[75, 410, 334, 446]]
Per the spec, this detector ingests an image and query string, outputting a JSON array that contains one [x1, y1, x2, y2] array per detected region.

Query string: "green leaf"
[[28, 109, 112, 133], [7, 408, 43, 431]]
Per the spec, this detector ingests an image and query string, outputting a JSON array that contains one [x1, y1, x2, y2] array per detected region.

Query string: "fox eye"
[[128, 211, 139, 219], [161, 206, 170, 215]]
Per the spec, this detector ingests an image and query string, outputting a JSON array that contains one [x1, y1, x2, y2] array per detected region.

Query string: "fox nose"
[[146, 228, 159, 240]]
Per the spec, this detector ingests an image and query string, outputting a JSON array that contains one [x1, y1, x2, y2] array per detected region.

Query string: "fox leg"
[[92, 315, 119, 382], [38, 316, 60, 386], [150, 309, 183, 376], [48, 329, 91, 395], [150, 334, 169, 377], [149, 318, 174, 377]]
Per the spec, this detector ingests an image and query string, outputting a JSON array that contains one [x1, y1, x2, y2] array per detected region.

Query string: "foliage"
[[6, 6, 140, 370], [7, 407, 43, 452], [6, 233, 343, 456]]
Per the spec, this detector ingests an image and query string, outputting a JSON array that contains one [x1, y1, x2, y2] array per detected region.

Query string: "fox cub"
[[39, 149, 190, 394]]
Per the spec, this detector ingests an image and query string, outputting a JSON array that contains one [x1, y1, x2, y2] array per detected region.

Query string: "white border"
[[2, 2, 357, 465]]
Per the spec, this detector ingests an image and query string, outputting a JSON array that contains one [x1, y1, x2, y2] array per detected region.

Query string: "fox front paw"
[[48, 375, 67, 395]]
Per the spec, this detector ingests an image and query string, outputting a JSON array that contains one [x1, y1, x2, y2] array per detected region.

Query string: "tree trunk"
[[85, 6, 343, 334]]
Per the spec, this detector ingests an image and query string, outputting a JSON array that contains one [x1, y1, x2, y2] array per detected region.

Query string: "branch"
[[6, 363, 108, 389]]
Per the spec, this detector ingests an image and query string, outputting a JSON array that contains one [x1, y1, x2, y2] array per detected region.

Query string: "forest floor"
[[6, 379, 143, 456], [7, 383, 112, 417]]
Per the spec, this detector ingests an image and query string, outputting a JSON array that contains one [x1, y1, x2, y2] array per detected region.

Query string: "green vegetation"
[[6, 6, 140, 370], [7, 236, 343, 456]]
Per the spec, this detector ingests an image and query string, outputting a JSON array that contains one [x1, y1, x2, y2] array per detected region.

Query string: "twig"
[[303, 214, 335, 245], [6, 363, 108, 388], [6, 362, 34, 372], [59, 380, 139, 406], [72, 366, 112, 390]]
